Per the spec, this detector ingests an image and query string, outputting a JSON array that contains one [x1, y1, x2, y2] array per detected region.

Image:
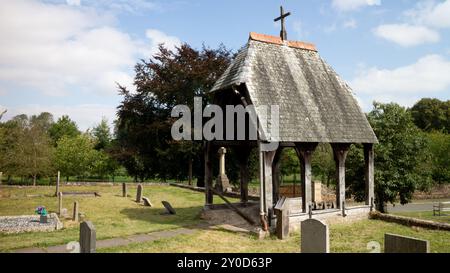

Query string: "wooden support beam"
[[272, 147, 284, 205], [204, 142, 214, 206], [263, 150, 277, 218], [294, 143, 318, 213], [332, 143, 351, 210], [210, 187, 256, 225], [364, 143, 375, 206], [235, 146, 252, 203]]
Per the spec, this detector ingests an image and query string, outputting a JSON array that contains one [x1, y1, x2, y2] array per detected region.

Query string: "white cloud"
[[0, 0, 180, 97], [343, 19, 357, 29], [66, 0, 80, 6], [332, 0, 381, 11], [374, 24, 440, 47], [406, 0, 450, 29], [350, 55, 450, 106], [144, 29, 181, 56], [1, 103, 116, 131]]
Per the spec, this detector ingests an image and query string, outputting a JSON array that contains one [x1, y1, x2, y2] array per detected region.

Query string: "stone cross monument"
[[216, 147, 231, 193]]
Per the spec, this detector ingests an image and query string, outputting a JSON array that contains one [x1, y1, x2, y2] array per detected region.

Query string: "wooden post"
[[272, 148, 283, 205], [55, 171, 60, 196], [236, 146, 251, 203], [364, 143, 375, 206], [332, 144, 350, 210], [122, 183, 127, 197], [73, 201, 79, 222], [204, 142, 213, 206], [263, 150, 277, 218], [295, 143, 318, 213], [0, 172, 2, 185], [188, 158, 193, 186]]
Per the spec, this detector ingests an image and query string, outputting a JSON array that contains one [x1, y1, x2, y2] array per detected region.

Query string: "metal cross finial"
[[274, 6, 291, 40]]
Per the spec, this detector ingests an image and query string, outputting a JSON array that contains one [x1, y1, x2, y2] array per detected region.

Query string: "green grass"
[[391, 211, 450, 224], [0, 184, 234, 252], [1, 185, 449, 253], [99, 219, 450, 253]]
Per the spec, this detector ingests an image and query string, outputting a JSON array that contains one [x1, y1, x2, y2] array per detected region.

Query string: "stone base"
[[215, 174, 232, 193]]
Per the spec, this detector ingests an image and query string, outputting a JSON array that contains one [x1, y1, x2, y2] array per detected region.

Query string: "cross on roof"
[[274, 6, 291, 40]]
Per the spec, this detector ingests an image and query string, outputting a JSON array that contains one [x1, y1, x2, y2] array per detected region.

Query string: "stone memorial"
[[142, 197, 153, 207], [215, 147, 231, 193], [122, 183, 127, 197], [274, 196, 289, 240], [384, 233, 429, 253], [301, 219, 329, 253], [161, 201, 176, 215], [136, 184, 143, 203], [80, 221, 96, 253], [72, 201, 79, 222]]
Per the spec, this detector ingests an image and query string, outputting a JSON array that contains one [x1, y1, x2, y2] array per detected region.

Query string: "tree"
[[55, 134, 97, 181], [410, 98, 449, 133], [1, 113, 54, 185], [49, 115, 80, 145], [426, 131, 450, 184], [92, 118, 112, 150], [347, 102, 431, 212], [114, 43, 232, 184]]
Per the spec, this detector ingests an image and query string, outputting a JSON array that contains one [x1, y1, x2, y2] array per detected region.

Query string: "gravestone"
[[136, 184, 143, 203], [301, 219, 329, 253], [384, 233, 429, 253], [122, 183, 127, 197], [79, 221, 96, 253], [58, 192, 63, 216], [161, 201, 176, 215], [142, 197, 153, 207], [274, 196, 289, 240], [72, 201, 79, 222], [311, 181, 322, 203], [0, 171, 3, 185]]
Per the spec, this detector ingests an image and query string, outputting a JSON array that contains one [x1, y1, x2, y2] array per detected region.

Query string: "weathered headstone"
[[301, 219, 329, 253], [55, 171, 60, 196], [122, 183, 127, 197], [312, 181, 322, 203], [215, 147, 231, 193], [142, 197, 153, 207], [72, 201, 79, 222], [161, 201, 176, 215], [136, 184, 143, 203], [384, 233, 429, 253], [274, 196, 289, 240], [79, 221, 96, 253], [58, 192, 63, 216]]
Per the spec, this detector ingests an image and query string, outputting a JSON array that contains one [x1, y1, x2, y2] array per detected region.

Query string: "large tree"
[[410, 98, 449, 133], [49, 115, 80, 145], [347, 102, 431, 212], [114, 43, 232, 184]]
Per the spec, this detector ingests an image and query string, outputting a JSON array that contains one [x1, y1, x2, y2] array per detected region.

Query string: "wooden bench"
[[433, 201, 450, 216]]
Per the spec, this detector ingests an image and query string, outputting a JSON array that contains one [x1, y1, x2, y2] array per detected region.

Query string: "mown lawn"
[[1, 185, 449, 253], [99, 219, 450, 253], [0, 184, 229, 252]]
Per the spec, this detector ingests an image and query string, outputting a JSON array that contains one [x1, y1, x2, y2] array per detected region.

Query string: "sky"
[[0, 0, 449, 131]]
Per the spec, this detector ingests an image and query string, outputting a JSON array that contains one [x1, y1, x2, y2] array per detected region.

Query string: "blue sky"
[[1, 0, 449, 130]]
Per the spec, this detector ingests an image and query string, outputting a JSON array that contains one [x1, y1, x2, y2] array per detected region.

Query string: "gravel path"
[[0, 214, 62, 234]]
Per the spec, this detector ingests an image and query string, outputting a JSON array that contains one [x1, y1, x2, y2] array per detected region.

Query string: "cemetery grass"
[[0, 185, 234, 252], [99, 219, 450, 253], [391, 211, 450, 224]]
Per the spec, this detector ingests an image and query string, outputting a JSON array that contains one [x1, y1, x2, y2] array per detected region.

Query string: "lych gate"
[[203, 10, 377, 232]]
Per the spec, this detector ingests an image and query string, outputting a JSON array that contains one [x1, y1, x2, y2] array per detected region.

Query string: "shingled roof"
[[210, 32, 378, 144]]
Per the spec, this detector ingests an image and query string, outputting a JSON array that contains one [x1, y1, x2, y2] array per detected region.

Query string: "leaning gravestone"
[[384, 233, 429, 253], [122, 183, 127, 197], [301, 219, 329, 253], [80, 221, 96, 253], [142, 197, 153, 207], [136, 184, 143, 203], [72, 201, 79, 222], [161, 201, 176, 215]]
